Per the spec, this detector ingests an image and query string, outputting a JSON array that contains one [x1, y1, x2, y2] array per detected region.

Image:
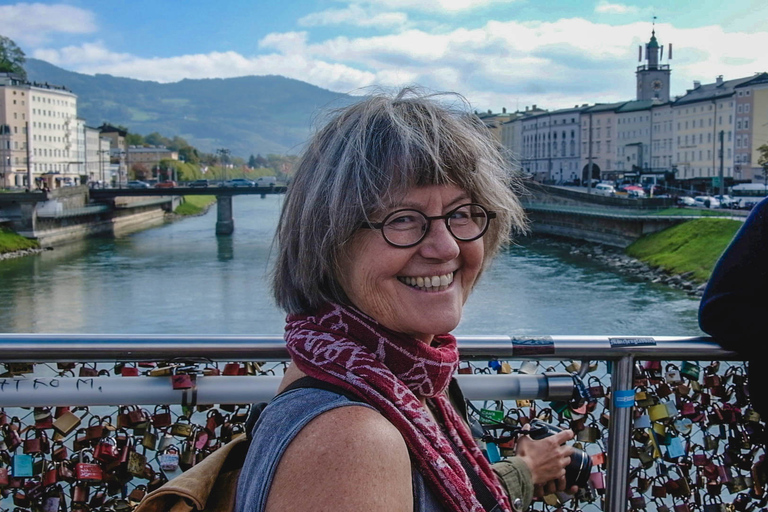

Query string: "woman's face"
[[339, 184, 485, 344]]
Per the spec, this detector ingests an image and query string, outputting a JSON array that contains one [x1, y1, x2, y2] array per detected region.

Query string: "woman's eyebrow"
[[391, 193, 471, 210]]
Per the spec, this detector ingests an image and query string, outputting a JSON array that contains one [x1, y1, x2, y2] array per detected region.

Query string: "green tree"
[[125, 133, 144, 146], [758, 143, 768, 185], [0, 35, 26, 79], [248, 154, 257, 168]]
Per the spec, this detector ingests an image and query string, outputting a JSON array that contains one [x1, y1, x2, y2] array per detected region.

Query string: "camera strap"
[[443, 431, 504, 512]]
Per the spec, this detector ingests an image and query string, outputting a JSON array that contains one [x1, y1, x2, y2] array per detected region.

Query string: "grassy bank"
[[0, 227, 39, 254], [626, 218, 742, 282], [175, 195, 216, 216]]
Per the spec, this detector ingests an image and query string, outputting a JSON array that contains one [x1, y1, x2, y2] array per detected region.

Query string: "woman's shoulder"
[[265, 392, 413, 511]]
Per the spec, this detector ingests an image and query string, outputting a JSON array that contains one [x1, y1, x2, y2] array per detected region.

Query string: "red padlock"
[[74, 450, 103, 483], [223, 362, 242, 376], [152, 405, 173, 429], [121, 365, 140, 377], [171, 372, 195, 390]]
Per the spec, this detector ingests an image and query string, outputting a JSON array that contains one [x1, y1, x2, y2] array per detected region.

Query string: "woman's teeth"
[[399, 272, 454, 291]]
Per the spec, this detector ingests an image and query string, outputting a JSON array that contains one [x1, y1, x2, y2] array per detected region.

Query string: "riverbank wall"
[[521, 183, 682, 248], [0, 186, 181, 249]]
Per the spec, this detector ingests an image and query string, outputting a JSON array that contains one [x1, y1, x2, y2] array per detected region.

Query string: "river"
[[0, 194, 702, 336]]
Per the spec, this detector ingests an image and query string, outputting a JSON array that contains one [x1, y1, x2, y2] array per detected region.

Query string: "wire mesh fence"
[[0, 335, 761, 512]]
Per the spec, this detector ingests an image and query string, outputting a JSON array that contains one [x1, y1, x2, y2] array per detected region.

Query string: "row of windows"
[[677, 148, 732, 162], [31, 95, 74, 108], [580, 141, 612, 154], [33, 148, 70, 158], [32, 108, 73, 119]]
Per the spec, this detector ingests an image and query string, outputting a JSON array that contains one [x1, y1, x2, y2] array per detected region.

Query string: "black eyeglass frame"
[[359, 203, 497, 248]]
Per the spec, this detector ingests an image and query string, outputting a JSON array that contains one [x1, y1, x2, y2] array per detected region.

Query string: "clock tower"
[[636, 27, 671, 102]]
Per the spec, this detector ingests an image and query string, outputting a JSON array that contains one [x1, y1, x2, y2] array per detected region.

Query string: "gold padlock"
[[648, 403, 670, 422]]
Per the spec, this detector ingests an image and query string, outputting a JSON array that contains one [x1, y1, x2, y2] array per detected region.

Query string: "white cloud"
[[370, 0, 518, 12], [33, 41, 376, 92], [299, 5, 408, 28], [28, 17, 768, 113], [594, 1, 639, 14], [0, 3, 97, 46]]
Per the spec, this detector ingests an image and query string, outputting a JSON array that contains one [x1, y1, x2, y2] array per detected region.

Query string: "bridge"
[[90, 185, 287, 235]]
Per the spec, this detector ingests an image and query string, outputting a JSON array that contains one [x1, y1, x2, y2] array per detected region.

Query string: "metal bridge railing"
[[0, 335, 746, 512]]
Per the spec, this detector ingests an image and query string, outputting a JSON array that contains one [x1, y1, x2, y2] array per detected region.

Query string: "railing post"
[[606, 354, 634, 512], [215, 194, 234, 235]]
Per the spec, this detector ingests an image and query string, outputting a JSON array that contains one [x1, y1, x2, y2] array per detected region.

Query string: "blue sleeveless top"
[[235, 386, 446, 512]]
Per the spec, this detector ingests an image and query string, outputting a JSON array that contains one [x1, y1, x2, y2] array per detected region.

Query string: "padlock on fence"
[[159, 445, 180, 472], [75, 449, 103, 483], [172, 366, 196, 390]]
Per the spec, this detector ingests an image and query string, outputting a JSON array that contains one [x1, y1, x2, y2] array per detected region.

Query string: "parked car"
[[594, 183, 616, 196], [189, 179, 209, 188], [127, 180, 151, 189], [693, 196, 720, 209], [225, 178, 255, 188], [677, 196, 696, 206], [714, 194, 736, 208], [155, 181, 177, 189], [622, 185, 646, 198]]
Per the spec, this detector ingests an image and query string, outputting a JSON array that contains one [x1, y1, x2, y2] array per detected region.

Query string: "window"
[[745, 104, 750, 113], [745, 119, 749, 129]]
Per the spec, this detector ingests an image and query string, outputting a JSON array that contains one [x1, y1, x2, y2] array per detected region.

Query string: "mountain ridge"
[[24, 58, 354, 157]]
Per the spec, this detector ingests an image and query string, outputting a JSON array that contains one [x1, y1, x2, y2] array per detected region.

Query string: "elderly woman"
[[236, 88, 575, 512]]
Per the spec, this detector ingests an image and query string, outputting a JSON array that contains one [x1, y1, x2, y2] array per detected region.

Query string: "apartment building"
[[127, 145, 179, 168], [650, 102, 674, 174], [581, 102, 622, 182], [671, 75, 749, 186], [0, 72, 80, 188], [516, 105, 582, 183], [734, 73, 768, 183]]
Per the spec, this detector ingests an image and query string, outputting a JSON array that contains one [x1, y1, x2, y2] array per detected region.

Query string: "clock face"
[[652, 80, 663, 91]]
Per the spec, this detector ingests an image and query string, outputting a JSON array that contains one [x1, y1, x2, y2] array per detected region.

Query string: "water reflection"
[[0, 195, 701, 336]]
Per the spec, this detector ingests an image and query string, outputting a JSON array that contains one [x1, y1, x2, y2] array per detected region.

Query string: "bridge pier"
[[215, 195, 234, 235]]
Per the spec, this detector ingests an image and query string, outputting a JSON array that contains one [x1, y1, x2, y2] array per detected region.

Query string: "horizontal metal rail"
[[0, 374, 576, 408], [0, 334, 736, 362]]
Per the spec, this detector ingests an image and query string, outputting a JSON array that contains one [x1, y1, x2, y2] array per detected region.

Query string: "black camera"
[[526, 419, 592, 489]]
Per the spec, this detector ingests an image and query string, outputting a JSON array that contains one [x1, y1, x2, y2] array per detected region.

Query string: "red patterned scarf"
[[284, 303, 511, 512]]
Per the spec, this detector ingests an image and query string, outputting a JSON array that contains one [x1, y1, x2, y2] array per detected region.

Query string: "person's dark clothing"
[[699, 196, 768, 417]]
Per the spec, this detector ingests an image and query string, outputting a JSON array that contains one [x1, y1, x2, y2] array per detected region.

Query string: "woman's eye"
[[389, 215, 417, 225], [450, 208, 471, 221]]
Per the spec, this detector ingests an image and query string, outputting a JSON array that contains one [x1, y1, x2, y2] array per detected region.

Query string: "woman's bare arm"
[[265, 404, 413, 512]]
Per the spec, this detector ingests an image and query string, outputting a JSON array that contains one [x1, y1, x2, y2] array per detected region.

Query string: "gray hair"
[[272, 87, 527, 314]]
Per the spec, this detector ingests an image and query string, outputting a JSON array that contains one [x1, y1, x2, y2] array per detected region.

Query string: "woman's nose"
[[419, 221, 460, 260]]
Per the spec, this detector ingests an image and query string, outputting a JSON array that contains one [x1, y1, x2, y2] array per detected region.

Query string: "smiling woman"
[[236, 87, 576, 512]]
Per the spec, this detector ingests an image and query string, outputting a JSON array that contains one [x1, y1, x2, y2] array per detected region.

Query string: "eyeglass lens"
[[382, 204, 489, 246]]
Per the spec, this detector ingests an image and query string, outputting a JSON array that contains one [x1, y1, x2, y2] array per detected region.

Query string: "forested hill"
[[25, 58, 354, 157]]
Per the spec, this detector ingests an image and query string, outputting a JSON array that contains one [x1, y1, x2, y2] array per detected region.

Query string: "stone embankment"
[[561, 240, 707, 297], [0, 246, 49, 261]]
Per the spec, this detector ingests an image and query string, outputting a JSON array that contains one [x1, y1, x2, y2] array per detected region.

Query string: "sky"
[[2, 0, 768, 113]]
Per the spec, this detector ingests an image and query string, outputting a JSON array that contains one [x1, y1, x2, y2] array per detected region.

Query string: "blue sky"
[[2, 0, 768, 112]]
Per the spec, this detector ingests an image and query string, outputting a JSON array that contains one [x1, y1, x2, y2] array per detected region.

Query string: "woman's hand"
[[515, 425, 578, 497]]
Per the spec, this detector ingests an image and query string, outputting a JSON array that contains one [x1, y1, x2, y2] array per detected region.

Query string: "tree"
[[0, 35, 26, 79], [757, 143, 768, 185]]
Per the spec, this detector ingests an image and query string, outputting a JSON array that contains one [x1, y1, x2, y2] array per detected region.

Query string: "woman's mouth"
[[397, 272, 455, 292]]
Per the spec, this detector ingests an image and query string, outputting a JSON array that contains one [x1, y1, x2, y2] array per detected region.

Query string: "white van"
[[594, 183, 616, 196], [255, 176, 277, 187]]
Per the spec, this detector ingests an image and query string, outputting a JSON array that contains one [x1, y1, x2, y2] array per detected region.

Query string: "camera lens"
[[527, 419, 592, 489]]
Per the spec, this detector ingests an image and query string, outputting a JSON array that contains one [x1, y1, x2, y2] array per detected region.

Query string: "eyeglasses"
[[360, 203, 496, 248]]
